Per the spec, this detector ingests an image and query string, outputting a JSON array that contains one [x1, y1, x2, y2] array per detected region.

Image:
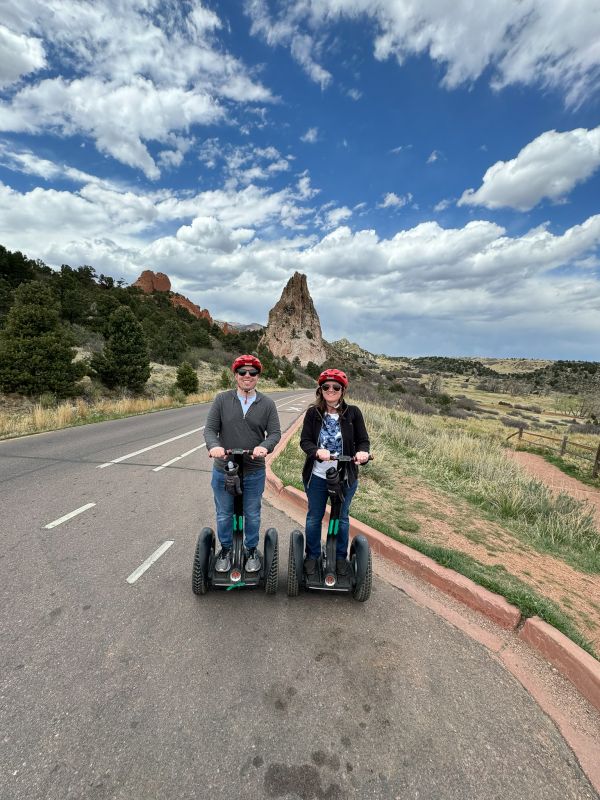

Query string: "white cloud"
[[245, 1, 600, 105], [324, 206, 353, 229], [0, 1, 274, 177], [427, 150, 440, 164], [0, 24, 45, 87], [459, 126, 600, 211], [301, 127, 319, 143], [2, 170, 600, 357], [378, 192, 412, 209]]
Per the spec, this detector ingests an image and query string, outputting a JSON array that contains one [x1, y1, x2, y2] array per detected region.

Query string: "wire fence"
[[506, 426, 600, 478]]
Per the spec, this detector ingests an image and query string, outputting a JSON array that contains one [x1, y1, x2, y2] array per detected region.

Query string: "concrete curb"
[[266, 411, 600, 713]]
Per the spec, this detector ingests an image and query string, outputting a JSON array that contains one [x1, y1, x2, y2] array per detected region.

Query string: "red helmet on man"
[[317, 368, 348, 388], [231, 354, 262, 373]]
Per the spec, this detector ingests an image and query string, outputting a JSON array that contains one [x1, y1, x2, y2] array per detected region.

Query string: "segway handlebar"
[[208, 448, 252, 457], [324, 454, 373, 463]]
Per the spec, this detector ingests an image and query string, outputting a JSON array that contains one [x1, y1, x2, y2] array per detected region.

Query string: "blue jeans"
[[211, 467, 266, 549], [304, 475, 358, 560]]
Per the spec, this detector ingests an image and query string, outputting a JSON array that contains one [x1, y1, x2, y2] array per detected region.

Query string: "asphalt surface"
[[1, 390, 598, 800]]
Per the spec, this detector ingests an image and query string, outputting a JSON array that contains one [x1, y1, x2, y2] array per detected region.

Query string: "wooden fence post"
[[518, 426, 523, 441], [593, 441, 600, 479], [560, 435, 568, 456]]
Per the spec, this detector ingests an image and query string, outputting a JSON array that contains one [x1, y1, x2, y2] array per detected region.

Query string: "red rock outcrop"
[[171, 294, 213, 323], [133, 270, 171, 293], [131, 270, 213, 325]]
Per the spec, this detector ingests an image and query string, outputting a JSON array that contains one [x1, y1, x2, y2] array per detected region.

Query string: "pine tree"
[[176, 361, 199, 395], [0, 281, 83, 397], [94, 306, 150, 393]]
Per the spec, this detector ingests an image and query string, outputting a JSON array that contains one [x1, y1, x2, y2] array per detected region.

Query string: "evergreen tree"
[[282, 362, 295, 385], [0, 282, 83, 397], [176, 361, 199, 395], [305, 361, 321, 380], [151, 319, 187, 364], [93, 306, 150, 392]]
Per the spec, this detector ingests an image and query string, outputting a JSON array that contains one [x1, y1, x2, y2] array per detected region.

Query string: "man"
[[204, 354, 281, 573]]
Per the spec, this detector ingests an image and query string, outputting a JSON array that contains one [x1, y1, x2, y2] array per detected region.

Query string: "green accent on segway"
[[327, 519, 339, 536], [233, 515, 244, 532], [226, 582, 247, 590]]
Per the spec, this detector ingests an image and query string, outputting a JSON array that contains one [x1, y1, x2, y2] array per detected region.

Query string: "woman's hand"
[[355, 451, 370, 464], [316, 448, 331, 461]]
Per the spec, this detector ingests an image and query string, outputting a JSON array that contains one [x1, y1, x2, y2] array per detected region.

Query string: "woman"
[[300, 368, 370, 576]]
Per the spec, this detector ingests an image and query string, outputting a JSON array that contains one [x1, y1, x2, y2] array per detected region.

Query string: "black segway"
[[287, 454, 372, 602], [192, 449, 278, 595]]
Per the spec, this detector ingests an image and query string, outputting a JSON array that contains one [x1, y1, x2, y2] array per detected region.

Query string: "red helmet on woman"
[[231, 354, 262, 373], [317, 368, 348, 388]]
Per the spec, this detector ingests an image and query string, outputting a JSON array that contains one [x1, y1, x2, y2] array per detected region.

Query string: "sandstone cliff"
[[132, 270, 213, 324], [259, 272, 326, 366]]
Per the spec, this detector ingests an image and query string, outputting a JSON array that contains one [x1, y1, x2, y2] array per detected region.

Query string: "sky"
[[1, 1, 600, 360]]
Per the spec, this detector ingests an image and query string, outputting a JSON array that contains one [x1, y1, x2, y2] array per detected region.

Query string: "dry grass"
[[0, 391, 215, 439]]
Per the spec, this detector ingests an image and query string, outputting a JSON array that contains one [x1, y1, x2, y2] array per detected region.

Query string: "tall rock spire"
[[260, 272, 326, 366]]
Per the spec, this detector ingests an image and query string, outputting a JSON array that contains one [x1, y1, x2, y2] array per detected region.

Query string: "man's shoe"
[[336, 559, 350, 577], [215, 547, 231, 572], [304, 557, 317, 575], [245, 547, 261, 573]]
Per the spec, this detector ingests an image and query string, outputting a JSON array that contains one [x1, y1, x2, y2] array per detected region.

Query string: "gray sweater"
[[204, 390, 282, 472]]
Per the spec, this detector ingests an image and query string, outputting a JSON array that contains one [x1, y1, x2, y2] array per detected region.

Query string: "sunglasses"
[[321, 383, 342, 392], [236, 368, 259, 376]]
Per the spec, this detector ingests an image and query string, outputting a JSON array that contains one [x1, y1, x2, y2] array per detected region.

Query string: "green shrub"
[[176, 361, 199, 395]]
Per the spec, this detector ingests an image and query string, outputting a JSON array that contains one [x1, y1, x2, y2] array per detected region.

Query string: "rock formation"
[[132, 270, 213, 324], [260, 272, 326, 366], [133, 270, 171, 293]]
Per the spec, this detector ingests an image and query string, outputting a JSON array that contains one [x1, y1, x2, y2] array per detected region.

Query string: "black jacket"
[[300, 402, 370, 486]]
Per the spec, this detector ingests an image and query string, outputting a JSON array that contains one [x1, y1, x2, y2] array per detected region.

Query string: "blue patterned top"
[[312, 412, 342, 478]]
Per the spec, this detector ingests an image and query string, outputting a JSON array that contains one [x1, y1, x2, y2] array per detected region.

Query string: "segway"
[[192, 449, 278, 595], [287, 454, 372, 602]]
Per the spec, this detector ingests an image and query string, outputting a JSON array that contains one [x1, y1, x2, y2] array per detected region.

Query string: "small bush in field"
[[400, 394, 436, 415], [175, 361, 199, 395]]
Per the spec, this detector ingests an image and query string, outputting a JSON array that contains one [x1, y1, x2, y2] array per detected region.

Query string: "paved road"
[[1, 392, 597, 800]]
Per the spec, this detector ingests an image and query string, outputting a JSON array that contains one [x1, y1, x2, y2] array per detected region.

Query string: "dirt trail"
[[389, 454, 600, 654], [506, 450, 600, 528]]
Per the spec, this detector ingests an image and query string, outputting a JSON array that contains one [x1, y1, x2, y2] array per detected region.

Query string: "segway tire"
[[350, 536, 372, 602], [287, 530, 304, 597], [192, 527, 214, 596], [264, 528, 279, 595]]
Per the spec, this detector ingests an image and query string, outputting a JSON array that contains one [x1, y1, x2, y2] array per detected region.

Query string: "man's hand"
[[252, 446, 268, 459], [316, 448, 331, 461], [209, 446, 226, 459], [355, 451, 370, 464]]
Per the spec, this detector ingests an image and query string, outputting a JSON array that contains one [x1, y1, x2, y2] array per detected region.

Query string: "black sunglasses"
[[236, 368, 259, 376], [321, 383, 342, 392]]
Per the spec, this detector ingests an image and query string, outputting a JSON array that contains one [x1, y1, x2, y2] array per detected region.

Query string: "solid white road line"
[[98, 426, 205, 468], [126, 540, 174, 584], [44, 503, 96, 530], [275, 393, 310, 410], [153, 443, 206, 472]]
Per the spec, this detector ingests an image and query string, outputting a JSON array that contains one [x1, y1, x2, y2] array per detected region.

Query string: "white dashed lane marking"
[[153, 443, 206, 472], [44, 503, 96, 530], [126, 541, 174, 584], [98, 426, 205, 468]]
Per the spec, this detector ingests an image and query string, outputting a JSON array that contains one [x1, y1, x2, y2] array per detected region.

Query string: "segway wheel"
[[350, 537, 372, 602], [192, 527, 214, 596], [264, 528, 279, 595], [287, 531, 303, 597]]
